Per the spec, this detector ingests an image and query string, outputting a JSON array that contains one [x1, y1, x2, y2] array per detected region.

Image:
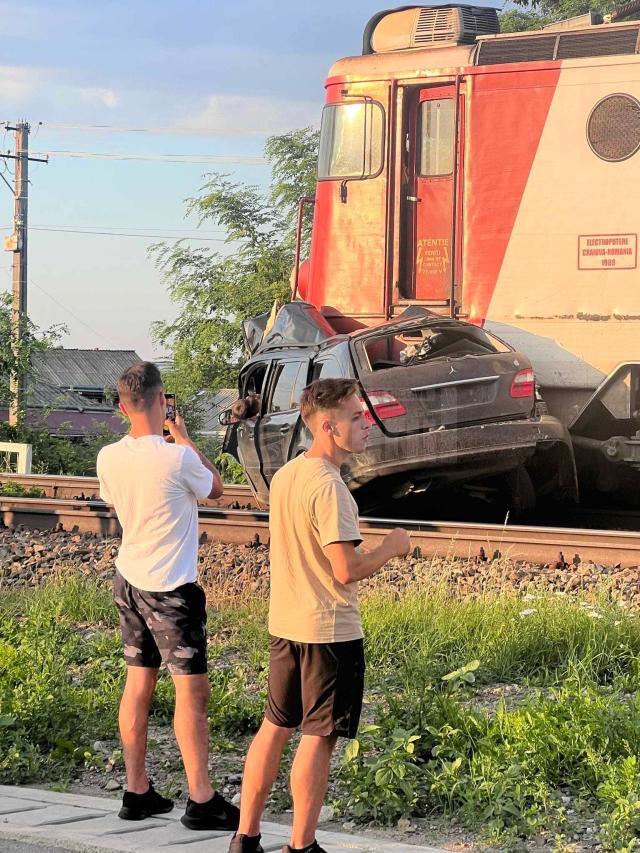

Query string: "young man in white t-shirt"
[[97, 361, 239, 832], [229, 378, 411, 853]]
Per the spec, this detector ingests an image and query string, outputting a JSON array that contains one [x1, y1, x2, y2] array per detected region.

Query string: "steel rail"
[[0, 473, 256, 509], [3, 496, 640, 566]]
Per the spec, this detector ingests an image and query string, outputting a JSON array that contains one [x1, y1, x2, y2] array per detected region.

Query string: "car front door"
[[260, 357, 311, 486], [233, 361, 270, 504]]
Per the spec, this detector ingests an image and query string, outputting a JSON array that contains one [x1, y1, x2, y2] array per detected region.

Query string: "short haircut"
[[117, 361, 162, 412], [300, 378, 358, 425]]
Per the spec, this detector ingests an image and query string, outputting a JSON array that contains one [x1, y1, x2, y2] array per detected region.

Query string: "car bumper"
[[345, 415, 572, 487]]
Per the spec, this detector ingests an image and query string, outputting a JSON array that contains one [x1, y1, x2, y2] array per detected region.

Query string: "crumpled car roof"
[[242, 301, 337, 355]]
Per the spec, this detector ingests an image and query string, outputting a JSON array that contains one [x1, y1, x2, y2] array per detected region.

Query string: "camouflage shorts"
[[113, 571, 207, 675]]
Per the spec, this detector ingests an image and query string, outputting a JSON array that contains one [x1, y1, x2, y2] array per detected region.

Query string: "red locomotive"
[[294, 5, 640, 503]]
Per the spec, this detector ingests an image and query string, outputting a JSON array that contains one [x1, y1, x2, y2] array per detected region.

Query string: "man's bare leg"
[[237, 719, 295, 836], [289, 734, 338, 849], [173, 673, 213, 802], [119, 666, 158, 794]]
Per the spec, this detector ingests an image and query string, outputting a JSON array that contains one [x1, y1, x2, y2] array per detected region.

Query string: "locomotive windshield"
[[317, 100, 384, 179]]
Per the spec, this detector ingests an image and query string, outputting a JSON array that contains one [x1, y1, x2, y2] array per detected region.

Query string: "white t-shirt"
[[96, 435, 213, 592]]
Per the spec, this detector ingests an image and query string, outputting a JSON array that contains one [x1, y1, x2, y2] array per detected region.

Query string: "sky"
[[0, 0, 409, 360]]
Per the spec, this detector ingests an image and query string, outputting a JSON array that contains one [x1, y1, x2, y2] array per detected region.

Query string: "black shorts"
[[265, 636, 365, 739], [113, 571, 208, 675]]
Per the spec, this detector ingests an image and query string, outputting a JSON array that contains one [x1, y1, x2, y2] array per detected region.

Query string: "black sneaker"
[[229, 833, 264, 853], [181, 791, 240, 831], [118, 782, 174, 820], [283, 843, 327, 853]]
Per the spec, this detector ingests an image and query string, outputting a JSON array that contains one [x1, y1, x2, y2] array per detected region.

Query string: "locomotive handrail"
[[291, 196, 315, 301]]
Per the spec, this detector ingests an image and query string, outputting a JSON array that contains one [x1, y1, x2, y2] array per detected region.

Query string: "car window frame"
[[265, 356, 312, 414], [239, 362, 269, 413], [312, 354, 345, 382]]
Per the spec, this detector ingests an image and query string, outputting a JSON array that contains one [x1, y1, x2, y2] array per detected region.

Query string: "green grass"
[[362, 587, 640, 688], [4, 573, 640, 849]]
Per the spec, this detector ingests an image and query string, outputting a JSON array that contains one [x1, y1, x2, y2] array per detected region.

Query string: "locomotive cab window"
[[318, 100, 384, 179], [420, 99, 455, 177]]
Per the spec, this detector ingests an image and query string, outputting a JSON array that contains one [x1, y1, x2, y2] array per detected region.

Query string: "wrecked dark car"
[[222, 303, 577, 514]]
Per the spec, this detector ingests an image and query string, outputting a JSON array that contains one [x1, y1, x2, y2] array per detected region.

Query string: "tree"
[[0, 291, 65, 413], [150, 127, 320, 427], [500, 0, 631, 32]]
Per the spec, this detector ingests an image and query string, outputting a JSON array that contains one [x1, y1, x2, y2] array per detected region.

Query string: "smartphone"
[[164, 393, 176, 436]]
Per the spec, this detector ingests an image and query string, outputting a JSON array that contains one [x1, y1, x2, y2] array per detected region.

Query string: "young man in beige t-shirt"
[[229, 379, 411, 853]]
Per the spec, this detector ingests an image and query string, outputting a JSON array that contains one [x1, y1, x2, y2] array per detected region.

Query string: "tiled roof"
[[24, 379, 115, 412], [199, 389, 238, 435], [29, 348, 141, 392]]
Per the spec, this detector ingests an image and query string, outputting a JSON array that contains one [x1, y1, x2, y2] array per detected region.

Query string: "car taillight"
[[510, 368, 535, 398], [361, 392, 407, 424]]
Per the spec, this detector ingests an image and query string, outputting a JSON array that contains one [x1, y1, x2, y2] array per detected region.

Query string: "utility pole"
[[2, 121, 47, 426]]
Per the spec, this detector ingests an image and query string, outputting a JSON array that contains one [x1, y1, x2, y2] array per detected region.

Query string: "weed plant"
[[0, 576, 266, 784], [337, 585, 640, 849], [4, 571, 640, 849]]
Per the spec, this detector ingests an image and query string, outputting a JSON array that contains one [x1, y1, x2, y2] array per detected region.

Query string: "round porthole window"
[[587, 93, 640, 162]]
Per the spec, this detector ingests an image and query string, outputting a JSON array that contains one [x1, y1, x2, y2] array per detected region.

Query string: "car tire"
[[503, 465, 536, 516]]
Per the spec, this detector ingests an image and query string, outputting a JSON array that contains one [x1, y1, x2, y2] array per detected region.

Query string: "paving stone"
[[0, 794, 48, 817], [1, 805, 106, 828], [0, 787, 447, 853]]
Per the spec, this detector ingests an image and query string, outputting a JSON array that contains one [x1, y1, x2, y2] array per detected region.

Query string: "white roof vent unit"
[[363, 4, 500, 54]]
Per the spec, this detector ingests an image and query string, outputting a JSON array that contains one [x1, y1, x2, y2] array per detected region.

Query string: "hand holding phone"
[[164, 393, 176, 437]]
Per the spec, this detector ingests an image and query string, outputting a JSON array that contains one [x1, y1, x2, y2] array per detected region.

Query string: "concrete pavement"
[[0, 787, 446, 853]]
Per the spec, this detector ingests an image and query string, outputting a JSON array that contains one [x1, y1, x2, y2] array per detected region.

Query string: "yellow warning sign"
[[417, 237, 450, 276]]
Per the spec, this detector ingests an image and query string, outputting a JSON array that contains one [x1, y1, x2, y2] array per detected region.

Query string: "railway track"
[[0, 473, 257, 509], [2, 480, 640, 566]]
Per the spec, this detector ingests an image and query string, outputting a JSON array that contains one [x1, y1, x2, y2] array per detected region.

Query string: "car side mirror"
[[219, 409, 234, 426]]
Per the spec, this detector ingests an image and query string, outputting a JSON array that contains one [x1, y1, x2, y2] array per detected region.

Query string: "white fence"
[[0, 442, 32, 474]]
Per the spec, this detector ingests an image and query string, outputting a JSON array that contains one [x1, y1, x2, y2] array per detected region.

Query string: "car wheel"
[[503, 465, 536, 516]]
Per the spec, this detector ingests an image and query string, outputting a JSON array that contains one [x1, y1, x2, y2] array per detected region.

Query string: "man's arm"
[[167, 414, 224, 499], [323, 528, 411, 585]]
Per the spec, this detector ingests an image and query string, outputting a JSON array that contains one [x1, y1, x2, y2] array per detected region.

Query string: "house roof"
[[29, 348, 141, 392], [25, 379, 114, 412], [199, 389, 237, 436]]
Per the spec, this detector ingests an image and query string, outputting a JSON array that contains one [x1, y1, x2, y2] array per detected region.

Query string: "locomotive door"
[[404, 84, 464, 311]]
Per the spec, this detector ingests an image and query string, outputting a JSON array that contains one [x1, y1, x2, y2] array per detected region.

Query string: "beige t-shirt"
[[268, 454, 363, 644]]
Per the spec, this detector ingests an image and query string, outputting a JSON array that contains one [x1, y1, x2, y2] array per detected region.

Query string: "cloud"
[[77, 88, 119, 109], [174, 93, 321, 136], [0, 64, 120, 115]]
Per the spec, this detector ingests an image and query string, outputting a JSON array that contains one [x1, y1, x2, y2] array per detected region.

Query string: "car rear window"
[[361, 323, 511, 371]]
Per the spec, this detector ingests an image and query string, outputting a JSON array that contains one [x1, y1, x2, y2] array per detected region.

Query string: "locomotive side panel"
[[484, 55, 640, 376], [462, 65, 561, 324]]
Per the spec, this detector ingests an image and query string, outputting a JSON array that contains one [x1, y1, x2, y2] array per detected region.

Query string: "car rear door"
[[260, 356, 312, 485], [232, 361, 270, 502], [352, 320, 534, 436]]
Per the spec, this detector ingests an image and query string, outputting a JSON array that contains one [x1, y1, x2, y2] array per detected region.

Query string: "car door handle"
[[407, 195, 421, 202], [279, 426, 290, 434]]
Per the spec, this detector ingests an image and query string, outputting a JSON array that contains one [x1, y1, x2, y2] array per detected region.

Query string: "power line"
[[26, 223, 227, 235], [26, 225, 231, 241], [41, 121, 300, 137], [40, 149, 268, 165], [29, 275, 119, 348]]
